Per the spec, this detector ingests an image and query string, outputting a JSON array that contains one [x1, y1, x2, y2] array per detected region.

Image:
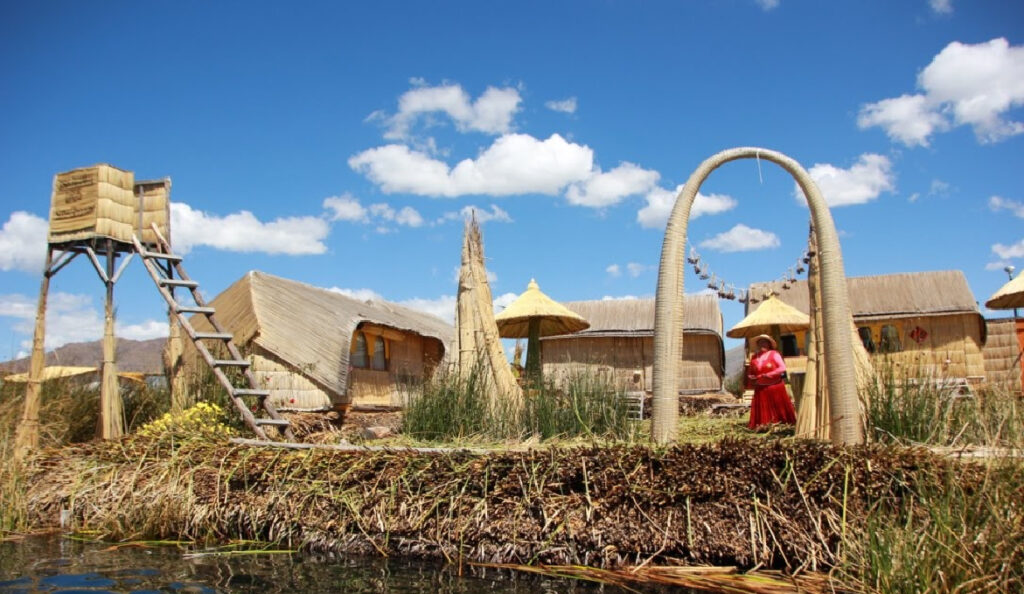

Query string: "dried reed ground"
[[19, 436, 989, 574]]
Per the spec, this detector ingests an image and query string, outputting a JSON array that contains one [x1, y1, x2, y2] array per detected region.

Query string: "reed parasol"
[[495, 279, 589, 381], [726, 295, 810, 341], [985, 272, 1024, 310]]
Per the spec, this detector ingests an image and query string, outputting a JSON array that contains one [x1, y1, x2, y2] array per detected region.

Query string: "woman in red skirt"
[[746, 334, 796, 429]]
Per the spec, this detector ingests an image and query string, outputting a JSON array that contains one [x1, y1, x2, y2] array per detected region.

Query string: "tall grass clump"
[[524, 371, 636, 441], [402, 364, 498, 441], [403, 364, 637, 442], [840, 459, 1024, 592], [867, 366, 1024, 448]]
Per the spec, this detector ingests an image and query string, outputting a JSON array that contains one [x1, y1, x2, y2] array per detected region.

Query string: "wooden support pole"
[[98, 239, 123, 440], [14, 248, 54, 460]]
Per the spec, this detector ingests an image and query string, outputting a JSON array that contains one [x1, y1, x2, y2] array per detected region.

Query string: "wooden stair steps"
[[213, 359, 250, 367], [132, 227, 293, 442]]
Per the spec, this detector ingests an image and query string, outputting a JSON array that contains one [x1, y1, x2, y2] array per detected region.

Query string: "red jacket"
[[747, 349, 786, 387]]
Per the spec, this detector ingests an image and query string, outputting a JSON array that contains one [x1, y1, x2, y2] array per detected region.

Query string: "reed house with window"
[[748, 270, 987, 381], [540, 295, 725, 394], [183, 271, 453, 411]]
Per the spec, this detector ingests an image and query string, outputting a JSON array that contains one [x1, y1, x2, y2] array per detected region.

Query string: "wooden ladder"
[[131, 226, 293, 441]]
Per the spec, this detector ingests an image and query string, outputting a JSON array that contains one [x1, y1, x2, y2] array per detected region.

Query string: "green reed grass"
[[402, 365, 637, 442], [840, 458, 1023, 592], [866, 367, 1024, 448]]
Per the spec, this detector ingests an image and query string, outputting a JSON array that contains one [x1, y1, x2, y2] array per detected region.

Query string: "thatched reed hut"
[[982, 318, 1024, 395], [749, 270, 986, 381], [540, 295, 725, 394], [183, 271, 453, 411]]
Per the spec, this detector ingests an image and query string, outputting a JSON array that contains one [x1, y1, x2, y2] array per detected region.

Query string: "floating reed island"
[[18, 436, 994, 572]]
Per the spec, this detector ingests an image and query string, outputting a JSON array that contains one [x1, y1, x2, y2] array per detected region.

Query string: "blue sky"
[[1, 0, 1022, 361]]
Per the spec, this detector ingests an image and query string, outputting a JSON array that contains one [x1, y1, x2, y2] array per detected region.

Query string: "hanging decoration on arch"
[[686, 245, 810, 303]]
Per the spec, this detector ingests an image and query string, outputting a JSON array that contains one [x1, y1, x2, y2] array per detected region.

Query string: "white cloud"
[[492, 292, 518, 314], [326, 287, 514, 325], [545, 97, 578, 114], [0, 292, 166, 353], [992, 239, 1024, 260], [118, 320, 170, 341], [0, 211, 48, 273], [929, 0, 952, 14], [566, 162, 660, 208], [799, 154, 894, 207], [383, 83, 521, 139], [171, 203, 328, 255], [606, 264, 621, 277], [323, 194, 368, 222], [637, 186, 738, 229], [626, 262, 647, 277], [857, 94, 948, 147], [755, 0, 780, 10], [699, 224, 780, 252], [436, 204, 514, 225], [989, 196, 1024, 218], [859, 38, 1024, 145], [368, 204, 423, 228], [399, 295, 458, 323], [929, 179, 951, 196], [349, 133, 594, 197], [985, 260, 1011, 271]]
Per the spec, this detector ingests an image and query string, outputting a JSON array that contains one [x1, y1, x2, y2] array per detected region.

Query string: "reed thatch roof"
[[749, 270, 981, 322], [197, 271, 454, 398], [541, 294, 723, 340]]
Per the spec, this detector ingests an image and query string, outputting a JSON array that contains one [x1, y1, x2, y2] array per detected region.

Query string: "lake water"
[[0, 535, 663, 593]]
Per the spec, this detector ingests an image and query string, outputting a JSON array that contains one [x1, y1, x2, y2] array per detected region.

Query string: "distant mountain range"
[[0, 338, 747, 381], [0, 338, 166, 375]]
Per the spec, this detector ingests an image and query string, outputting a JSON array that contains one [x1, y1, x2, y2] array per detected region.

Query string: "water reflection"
[[0, 535, 655, 593]]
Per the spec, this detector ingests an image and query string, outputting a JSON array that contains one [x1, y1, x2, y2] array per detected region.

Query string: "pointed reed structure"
[[454, 218, 522, 406]]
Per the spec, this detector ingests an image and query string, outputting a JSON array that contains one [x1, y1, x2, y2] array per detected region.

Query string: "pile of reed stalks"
[[17, 436, 989, 576]]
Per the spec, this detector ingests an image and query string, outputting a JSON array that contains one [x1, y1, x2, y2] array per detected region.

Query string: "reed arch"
[[652, 147, 864, 446]]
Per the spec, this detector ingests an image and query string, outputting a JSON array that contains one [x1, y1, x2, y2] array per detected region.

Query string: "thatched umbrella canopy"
[[726, 295, 810, 340], [495, 279, 589, 381], [986, 272, 1024, 310]]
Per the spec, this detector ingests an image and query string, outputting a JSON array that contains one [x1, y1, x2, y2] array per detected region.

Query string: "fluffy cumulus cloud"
[[798, 154, 894, 207], [929, 0, 953, 14], [566, 162, 660, 208], [323, 194, 368, 222], [858, 38, 1024, 145], [437, 204, 513, 225], [992, 239, 1024, 260], [989, 196, 1024, 219], [699, 224, 780, 253], [381, 82, 521, 139], [0, 292, 167, 354], [171, 203, 329, 255], [0, 211, 48, 273], [350, 133, 594, 197], [636, 186, 738, 229], [857, 94, 948, 147], [545, 97, 578, 114]]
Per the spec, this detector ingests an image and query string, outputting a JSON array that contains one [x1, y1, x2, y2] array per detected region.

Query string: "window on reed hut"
[[879, 324, 902, 353], [351, 330, 390, 371]]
